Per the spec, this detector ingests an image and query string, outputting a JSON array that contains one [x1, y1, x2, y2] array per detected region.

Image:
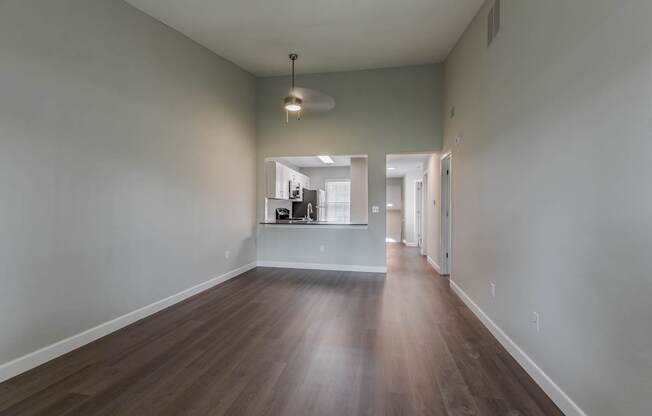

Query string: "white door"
[[415, 181, 423, 249], [441, 156, 452, 275]]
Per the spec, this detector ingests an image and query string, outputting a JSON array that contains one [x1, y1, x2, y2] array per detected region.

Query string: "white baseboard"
[[427, 256, 442, 274], [0, 261, 257, 384], [403, 240, 418, 247], [449, 280, 587, 416], [256, 261, 386, 274]]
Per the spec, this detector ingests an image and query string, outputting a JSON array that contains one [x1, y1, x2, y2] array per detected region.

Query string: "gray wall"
[[349, 157, 369, 224], [0, 0, 257, 366], [385, 178, 403, 210], [443, 1, 652, 415], [256, 65, 442, 267]]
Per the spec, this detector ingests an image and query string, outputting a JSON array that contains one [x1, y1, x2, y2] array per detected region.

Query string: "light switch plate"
[[372, 206, 380, 214]]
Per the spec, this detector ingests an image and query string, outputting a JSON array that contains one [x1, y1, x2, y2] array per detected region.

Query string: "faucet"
[[306, 203, 313, 221]]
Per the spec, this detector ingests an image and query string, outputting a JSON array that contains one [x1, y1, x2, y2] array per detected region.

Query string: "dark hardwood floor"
[[0, 244, 562, 415]]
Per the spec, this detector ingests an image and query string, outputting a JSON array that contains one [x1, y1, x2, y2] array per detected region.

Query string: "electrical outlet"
[[531, 312, 540, 332], [319, 245, 326, 253], [225, 250, 230, 259], [490, 283, 496, 298], [372, 206, 380, 214]]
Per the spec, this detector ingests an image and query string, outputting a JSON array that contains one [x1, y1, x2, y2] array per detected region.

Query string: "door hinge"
[[446, 252, 449, 258]]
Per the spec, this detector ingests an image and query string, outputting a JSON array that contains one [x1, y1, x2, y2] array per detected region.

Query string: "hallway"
[[0, 245, 561, 415]]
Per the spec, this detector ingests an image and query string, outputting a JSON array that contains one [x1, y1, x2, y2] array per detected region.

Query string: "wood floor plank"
[[0, 244, 563, 415]]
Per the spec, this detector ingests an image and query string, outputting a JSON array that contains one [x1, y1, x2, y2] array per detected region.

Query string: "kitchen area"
[[262, 155, 369, 226]]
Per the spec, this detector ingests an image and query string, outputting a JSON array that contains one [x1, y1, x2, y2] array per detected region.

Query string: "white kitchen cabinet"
[[298, 173, 310, 190], [266, 161, 290, 200], [265, 161, 312, 200]]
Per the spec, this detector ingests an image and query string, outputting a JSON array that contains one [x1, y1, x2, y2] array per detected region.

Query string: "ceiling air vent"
[[487, 0, 501, 47]]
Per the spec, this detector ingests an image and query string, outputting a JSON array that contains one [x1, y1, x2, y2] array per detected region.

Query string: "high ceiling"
[[124, 0, 484, 76]]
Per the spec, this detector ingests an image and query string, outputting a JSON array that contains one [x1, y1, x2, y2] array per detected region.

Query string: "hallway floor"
[[0, 244, 562, 415]]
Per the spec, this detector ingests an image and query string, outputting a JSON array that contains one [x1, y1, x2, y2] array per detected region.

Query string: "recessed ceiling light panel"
[[318, 155, 334, 164]]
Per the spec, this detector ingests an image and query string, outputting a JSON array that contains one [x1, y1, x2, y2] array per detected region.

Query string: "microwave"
[[289, 181, 302, 201]]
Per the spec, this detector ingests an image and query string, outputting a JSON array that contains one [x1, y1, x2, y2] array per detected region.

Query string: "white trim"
[[427, 256, 442, 274], [257, 261, 386, 274], [449, 280, 587, 416], [0, 261, 257, 383], [403, 240, 418, 247]]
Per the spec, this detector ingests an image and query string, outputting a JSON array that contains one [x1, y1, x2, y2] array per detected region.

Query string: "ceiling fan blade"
[[292, 87, 336, 112]]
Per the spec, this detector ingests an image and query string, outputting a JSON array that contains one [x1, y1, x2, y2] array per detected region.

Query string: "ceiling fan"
[[283, 53, 336, 122]]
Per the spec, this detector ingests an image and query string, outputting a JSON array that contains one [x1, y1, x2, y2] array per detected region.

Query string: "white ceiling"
[[387, 154, 431, 178], [124, 0, 484, 76], [273, 155, 351, 168]]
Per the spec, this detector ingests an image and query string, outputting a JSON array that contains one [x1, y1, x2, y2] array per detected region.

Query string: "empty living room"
[[1, 1, 650, 415]]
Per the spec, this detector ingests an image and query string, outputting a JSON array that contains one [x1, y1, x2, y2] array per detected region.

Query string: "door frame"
[[420, 170, 428, 256], [414, 180, 423, 251], [440, 153, 452, 275]]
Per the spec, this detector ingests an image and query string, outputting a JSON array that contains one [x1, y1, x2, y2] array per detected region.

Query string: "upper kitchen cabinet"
[[285, 167, 310, 193], [266, 161, 288, 200], [265, 161, 310, 200]]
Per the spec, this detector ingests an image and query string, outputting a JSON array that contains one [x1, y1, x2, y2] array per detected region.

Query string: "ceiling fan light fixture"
[[284, 53, 303, 121], [284, 96, 303, 112]]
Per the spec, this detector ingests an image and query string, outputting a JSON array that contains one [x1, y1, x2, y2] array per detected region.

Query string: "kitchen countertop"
[[260, 220, 368, 226]]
